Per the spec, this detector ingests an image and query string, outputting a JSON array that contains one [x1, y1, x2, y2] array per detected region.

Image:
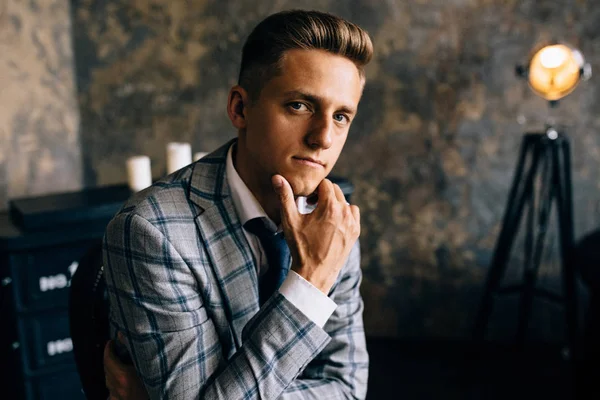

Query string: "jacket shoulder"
[[115, 164, 197, 223]]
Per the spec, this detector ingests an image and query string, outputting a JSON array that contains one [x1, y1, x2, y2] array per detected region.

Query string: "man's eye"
[[334, 114, 349, 123], [289, 102, 308, 111]]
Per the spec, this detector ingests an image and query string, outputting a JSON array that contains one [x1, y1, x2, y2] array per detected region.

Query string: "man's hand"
[[273, 175, 360, 294], [103, 334, 148, 400]]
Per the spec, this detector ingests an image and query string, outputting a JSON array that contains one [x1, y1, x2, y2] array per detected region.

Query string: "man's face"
[[239, 49, 364, 196]]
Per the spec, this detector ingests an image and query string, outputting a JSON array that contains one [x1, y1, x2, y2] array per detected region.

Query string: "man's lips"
[[292, 156, 325, 168]]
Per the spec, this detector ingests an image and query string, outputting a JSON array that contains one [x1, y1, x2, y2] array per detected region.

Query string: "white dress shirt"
[[225, 144, 337, 328]]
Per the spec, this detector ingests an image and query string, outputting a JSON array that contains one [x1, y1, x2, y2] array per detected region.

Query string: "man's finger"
[[272, 174, 297, 225], [104, 340, 115, 365], [104, 339, 130, 372], [317, 179, 335, 206], [350, 205, 360, 227], [332, 183, 346, 204], [104, 341, 116, 392]]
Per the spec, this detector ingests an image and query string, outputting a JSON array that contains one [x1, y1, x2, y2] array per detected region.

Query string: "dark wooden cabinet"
[[0, 185, 130, 399]]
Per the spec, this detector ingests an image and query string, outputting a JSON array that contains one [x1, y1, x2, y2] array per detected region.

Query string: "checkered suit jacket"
[[103, 140, 368, 399]]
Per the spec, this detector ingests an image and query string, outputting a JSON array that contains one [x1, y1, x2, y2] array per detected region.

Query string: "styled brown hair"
[[238, 10, 373, 100]]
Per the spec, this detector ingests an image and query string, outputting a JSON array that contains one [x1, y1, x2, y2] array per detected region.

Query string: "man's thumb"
[[272, 174, 295, 220]]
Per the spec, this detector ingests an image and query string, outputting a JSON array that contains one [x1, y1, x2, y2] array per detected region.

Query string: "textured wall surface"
[[0, 0, 82, 207], [4, 0, 600, 340]]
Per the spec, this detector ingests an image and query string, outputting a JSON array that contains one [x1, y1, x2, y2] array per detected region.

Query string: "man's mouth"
[[292, 156, 325, 168]]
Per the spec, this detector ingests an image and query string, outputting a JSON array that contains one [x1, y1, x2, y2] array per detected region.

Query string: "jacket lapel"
[[189, 140, 260, 350]]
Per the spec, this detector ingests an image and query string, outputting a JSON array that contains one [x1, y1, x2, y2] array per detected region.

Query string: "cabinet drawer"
[[10, 240, 99, 311], [18, 310, 76, 371], [24, 369, 85, 400]]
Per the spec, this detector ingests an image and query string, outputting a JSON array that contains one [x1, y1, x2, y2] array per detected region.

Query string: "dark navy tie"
[[244, 218, 291, 305]]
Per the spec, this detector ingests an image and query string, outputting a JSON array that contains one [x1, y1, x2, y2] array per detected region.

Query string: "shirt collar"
[[226, 143, 270, 227]]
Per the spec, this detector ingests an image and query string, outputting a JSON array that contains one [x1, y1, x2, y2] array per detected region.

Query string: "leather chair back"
[[68, 241, 109, 400]]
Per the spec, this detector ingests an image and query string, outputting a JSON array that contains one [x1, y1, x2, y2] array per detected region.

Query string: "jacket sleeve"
[[279, 242, 369, 399]]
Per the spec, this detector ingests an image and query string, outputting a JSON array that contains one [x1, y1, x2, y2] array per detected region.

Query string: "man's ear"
[[227, 85, 250, 130]]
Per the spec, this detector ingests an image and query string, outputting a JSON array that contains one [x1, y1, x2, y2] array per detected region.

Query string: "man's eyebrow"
[[283, 90, 357, 115]]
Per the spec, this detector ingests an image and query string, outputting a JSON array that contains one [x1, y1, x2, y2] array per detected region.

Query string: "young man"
[[103, 9, 373, 400]]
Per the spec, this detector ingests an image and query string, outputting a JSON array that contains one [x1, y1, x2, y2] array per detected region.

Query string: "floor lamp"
[[473, 43, 592, 360]]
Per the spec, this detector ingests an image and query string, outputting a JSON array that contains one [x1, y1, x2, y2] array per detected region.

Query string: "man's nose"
[[305, 114, 333, 150]]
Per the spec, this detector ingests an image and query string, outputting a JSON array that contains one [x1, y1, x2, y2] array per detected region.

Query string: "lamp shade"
[[527, 44, 586, 101]]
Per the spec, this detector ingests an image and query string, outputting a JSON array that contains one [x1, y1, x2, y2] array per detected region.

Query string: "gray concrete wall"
[[0, 0, 82, 207], [3, 0, 600, 340]]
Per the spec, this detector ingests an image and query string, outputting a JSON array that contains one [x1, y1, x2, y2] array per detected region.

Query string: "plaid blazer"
[[103, 140, 369, 400]]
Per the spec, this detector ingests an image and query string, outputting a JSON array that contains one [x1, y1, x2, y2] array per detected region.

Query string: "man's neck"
[[233, 143, 283, 226]]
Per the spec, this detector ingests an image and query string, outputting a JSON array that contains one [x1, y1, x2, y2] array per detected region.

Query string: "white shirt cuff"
[[279, 270, 337, 328]]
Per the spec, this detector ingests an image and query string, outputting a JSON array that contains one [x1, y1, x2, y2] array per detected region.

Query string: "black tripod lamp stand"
[[473, 42, 592, 359]]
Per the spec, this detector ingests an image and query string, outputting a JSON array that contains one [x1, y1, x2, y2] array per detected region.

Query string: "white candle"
[[126, 156, 152, 192], [166, 142, 192, 174], [193, 152, 208, 162]]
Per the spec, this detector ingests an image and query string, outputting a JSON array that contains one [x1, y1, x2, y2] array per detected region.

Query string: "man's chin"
[[285, 176, 319, 198]]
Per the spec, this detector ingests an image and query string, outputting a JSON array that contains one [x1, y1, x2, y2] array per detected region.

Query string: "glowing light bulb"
[[527, 43, 587, 101], [539, 45, 568, 69]]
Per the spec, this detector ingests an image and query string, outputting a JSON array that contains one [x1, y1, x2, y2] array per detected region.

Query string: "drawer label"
[[47, 338, 73, 356], [38, 261, 79, 292]]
